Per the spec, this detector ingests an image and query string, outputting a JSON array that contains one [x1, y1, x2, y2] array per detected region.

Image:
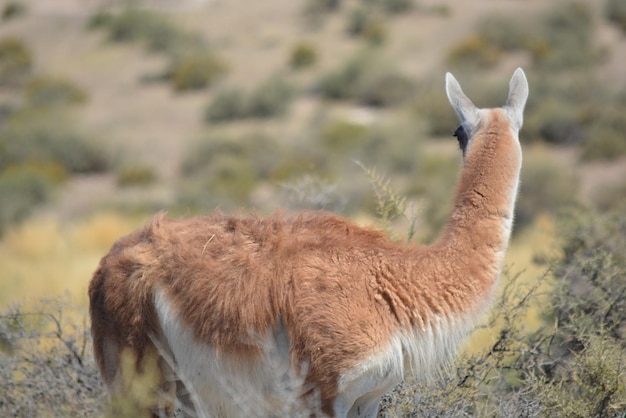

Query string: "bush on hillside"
[[0, 166, 54, 235], [579, 92, 626, 161], [0, 37, 32, 88], [515, 149, 578, 230], [0, 108, 109, 174], [88, 7, 225, 92], [165, 51, 227, 92], [116, 164, 157, 188], [24, 76, 88, 107], [289, 41, 318, 70], [0, 300, 104, 417], [178, 133, 285, 209], [317, 50, 414, 106], [245, 76, 294, 118], [606, 0, 626, 32], [347, 7, 387, 45], [87, 7, 201, 54], [205, 76, 293, 122], [1, 1, 26, 21], [447, 34, 502, 69], [205, 88, 246, 122], [530, 1, 603, 70]]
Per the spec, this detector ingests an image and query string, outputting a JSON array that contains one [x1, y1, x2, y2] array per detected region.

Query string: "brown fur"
[[89, 72, 526, 417]]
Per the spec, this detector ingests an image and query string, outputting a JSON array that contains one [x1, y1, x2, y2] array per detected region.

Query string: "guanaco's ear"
[[446, 72, 480, 131], [504, 68, 529, 131]]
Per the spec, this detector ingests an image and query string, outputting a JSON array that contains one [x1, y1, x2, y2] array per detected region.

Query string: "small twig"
[[202, 234, 216, 254]]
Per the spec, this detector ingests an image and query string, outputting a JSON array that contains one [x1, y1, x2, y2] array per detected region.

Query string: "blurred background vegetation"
[[0, 0, 624, 416]]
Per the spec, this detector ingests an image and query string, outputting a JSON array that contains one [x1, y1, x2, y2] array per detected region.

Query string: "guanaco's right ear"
[[504, 68, 529, 131], [446, 72, 480, 132]]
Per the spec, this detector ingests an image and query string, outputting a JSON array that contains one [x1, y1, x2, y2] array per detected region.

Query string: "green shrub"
[[447, 34, 502, 69], [445, 13, 530, 69], [0, 108, 109, 174], [357, 0, 413, 15], [524, 97, 586, 144], [205, 88, 246, 122], [380, 0, 413, 14], [347, 8, 387, 44], [531, 2, 602, 70], [317, 52, 366, 100], [1, 1, 26, 21], [88, 7, 199, 54], [24, 75, 88, 107], [516, 148, 578, 229], [356, 71, 414, 107], [589, 180, 626, 212], [0, 37, 32, 87], [301, 0, 343, 29], [245, 76, 294, 118], [411, 81, 458, 137], [166, 51, 227, 91], [606, 0, 626, 32], [290, 41, 317, 69], [522, 73, 598, 144], [321, 119, 369, 154], [0, 165, 54, 234], [407, 152, 460, 242], [278, 175, 346, 212], [317, 50, 413, 106], [179, 133, 285, 209], [581, 122, 626, 161], [205, 76, 293, 122], [476, 14, 527, 51], [116, 164, 157, 187], [579, 95, 626, 161]]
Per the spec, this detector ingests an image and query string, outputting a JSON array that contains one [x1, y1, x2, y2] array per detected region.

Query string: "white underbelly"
[[154, 289, 312, 418]]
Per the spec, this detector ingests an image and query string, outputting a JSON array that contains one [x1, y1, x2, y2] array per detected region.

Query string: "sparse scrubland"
[[0, 0, 625, 416]]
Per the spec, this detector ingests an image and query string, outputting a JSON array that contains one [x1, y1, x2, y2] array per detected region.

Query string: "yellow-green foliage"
[[606, 0, 626, 32], [1, 1, 26, 21], [322, 119, 369, 153], [205, 76, 293, 122], [167, 51, 227, 92], [0, 107, 109, 174], [516, 145, 578, 228], [447, 34, 502, 68], [317, 49, 414, 106], [0, 213, 139, 309], [116, 164, 158, 187], [290, 41, 318, 69], [0, 36, 32, 87], [0, 299, 104, 417], [24, 75, 88, 107]]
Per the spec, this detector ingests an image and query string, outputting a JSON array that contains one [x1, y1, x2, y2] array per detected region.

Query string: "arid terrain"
[[0, 0, 625, 416]]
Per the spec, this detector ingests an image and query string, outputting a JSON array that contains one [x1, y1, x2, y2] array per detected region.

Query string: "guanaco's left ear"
[[446, 72, 480, 132], [504, 68, 529, 131]]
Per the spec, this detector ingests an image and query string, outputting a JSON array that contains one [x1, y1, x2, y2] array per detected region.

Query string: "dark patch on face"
[[453, 125, 469, 156]]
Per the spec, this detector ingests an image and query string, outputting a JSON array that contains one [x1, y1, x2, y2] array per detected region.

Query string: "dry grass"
[[0, 213, 140, 310]]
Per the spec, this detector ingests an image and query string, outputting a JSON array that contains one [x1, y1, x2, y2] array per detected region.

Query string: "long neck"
[[409, 110, 522, 318], [436, 109, 521, 295], [440, 110, 521, 249]]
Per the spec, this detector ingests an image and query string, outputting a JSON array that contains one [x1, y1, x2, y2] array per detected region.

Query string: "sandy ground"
[[1, 0, 625, 219]]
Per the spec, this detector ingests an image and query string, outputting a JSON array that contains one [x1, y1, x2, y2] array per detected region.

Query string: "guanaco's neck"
[[403, 110, 522, 320], [439, 110, 521, 252]]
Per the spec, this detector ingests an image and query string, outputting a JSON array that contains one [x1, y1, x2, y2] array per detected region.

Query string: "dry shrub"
[[0, 298, 105, 417]]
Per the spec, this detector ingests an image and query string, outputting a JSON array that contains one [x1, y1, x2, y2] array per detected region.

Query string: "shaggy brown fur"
[[89, 69, 528, 417]]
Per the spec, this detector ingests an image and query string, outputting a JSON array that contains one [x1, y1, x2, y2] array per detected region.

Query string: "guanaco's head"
[[445, 68, 529, 157]]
